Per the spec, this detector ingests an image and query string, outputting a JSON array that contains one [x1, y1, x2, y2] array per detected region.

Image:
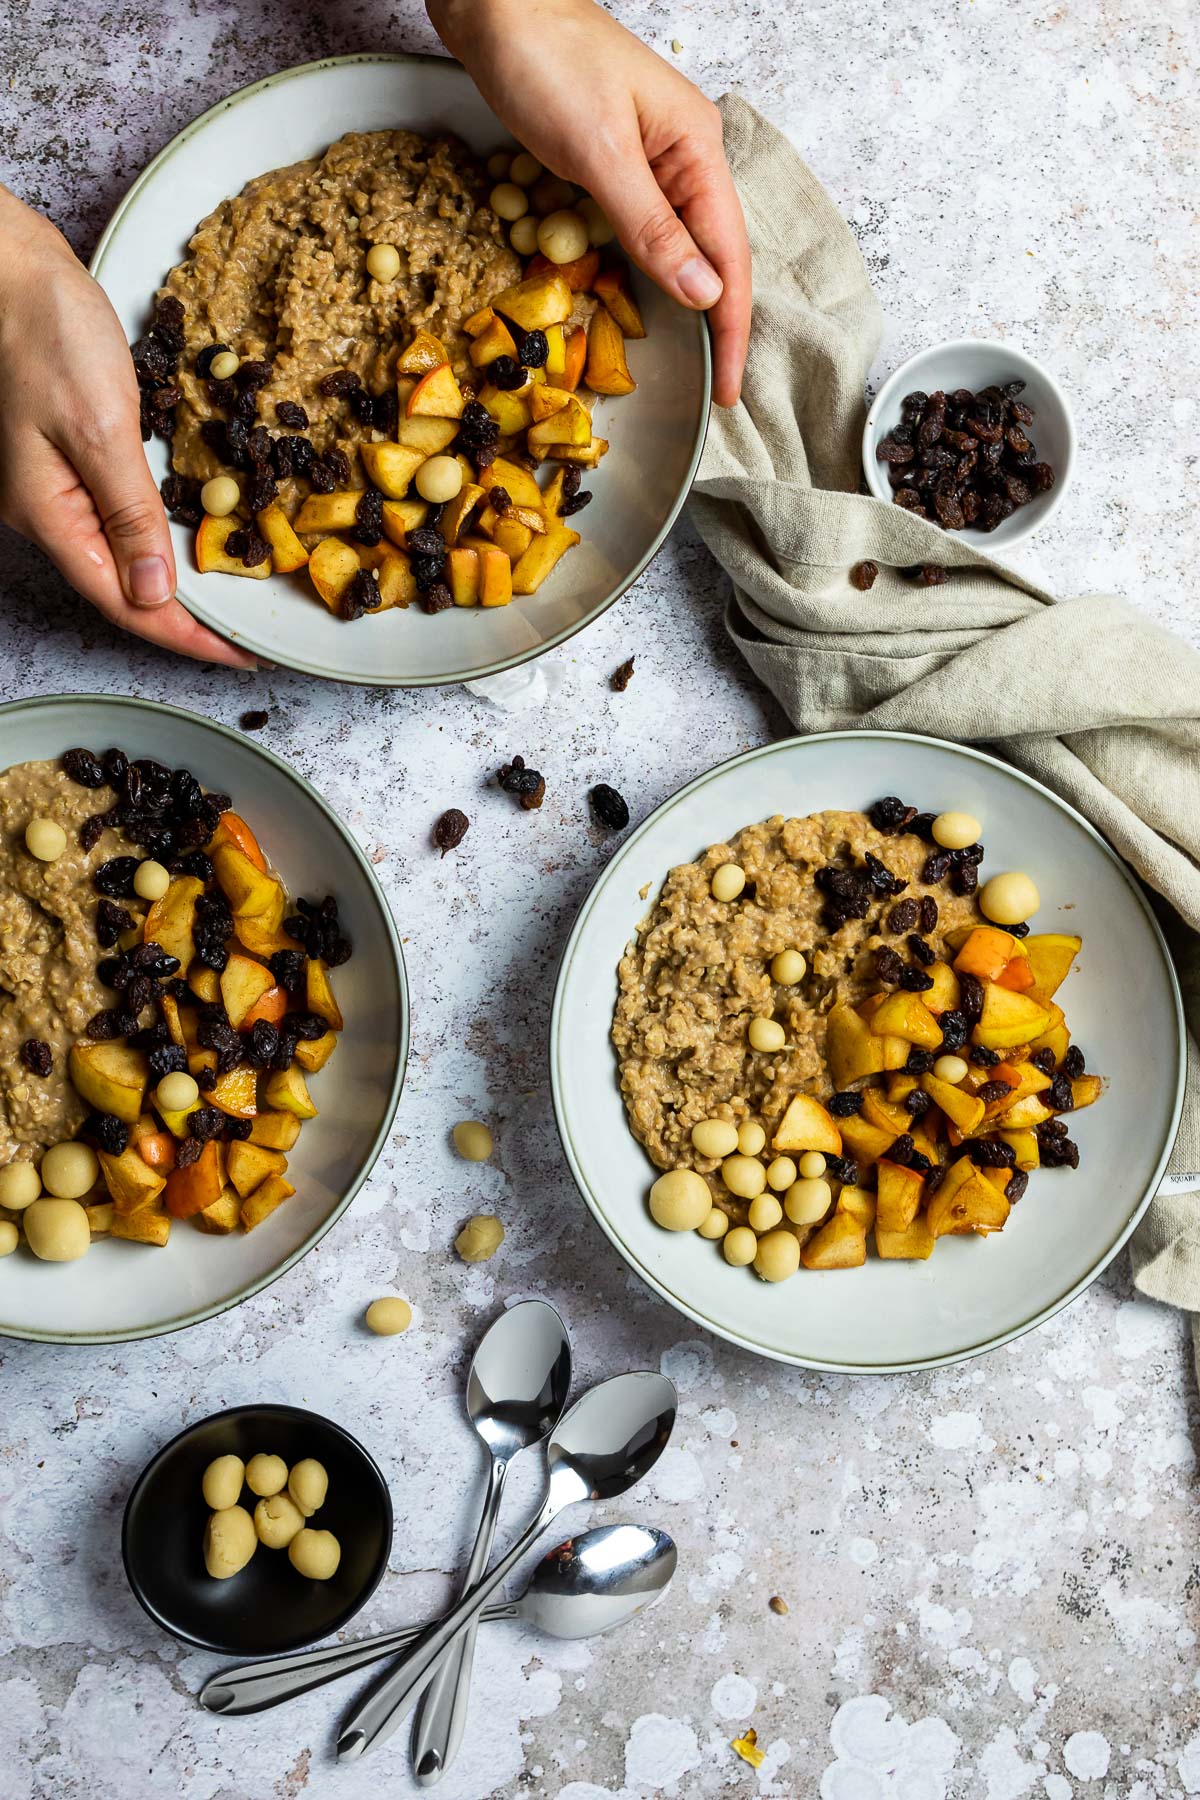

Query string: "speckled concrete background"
[[1, 1, 1198, 1796]]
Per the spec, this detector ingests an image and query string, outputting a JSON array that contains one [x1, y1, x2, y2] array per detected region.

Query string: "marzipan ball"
[[754, 1229, 801, 1283], [980, 871, 1040, 926], [0, 1221, 18, 1256], [204, 1506, 257, 1579], [24, 1197, 90, 1261], [722, 1226, 757, 1267], [209, 349, 239, 380], [0, 1161, 42, 1210], [691, 1118, 739, 1159], [366, 1296, 413, 1336], [509, 216, 540, 256], [255, 1491, 305, 1549], [648, 1168, 711, 1232], [697, 1209, 729, 1240], [931, 811, 981, 850], [25, 817, 67, 861], [287, 1457, 329, 1518], [200, 475, 240, 517], [490, 182, 529, 222], [455, 1214, 504, 1261], [452, 1120, 493, 1162], [289, 1527, 341, 1580], [40, 1141, 99, 1200], [245, 1452, 288, 1497], [365, 242, 401, 283], [577, 197, 614, 247], [721, 1154, 767, 1200], [133, 859, 170, 901], [201, 1454, 245, 1511], [710, 862, 745, 902], [416, 454, 463, 504]]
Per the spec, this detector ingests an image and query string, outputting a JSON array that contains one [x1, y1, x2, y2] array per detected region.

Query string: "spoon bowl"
[[466, 1300, 572, 1464]]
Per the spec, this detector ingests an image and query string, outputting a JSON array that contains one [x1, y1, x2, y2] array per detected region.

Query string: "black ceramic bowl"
[[122, 1404, 393, 1655]]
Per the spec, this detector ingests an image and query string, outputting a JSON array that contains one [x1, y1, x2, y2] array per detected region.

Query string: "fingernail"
[[678, 256, 723, 308], [128, 555, 172, 607]]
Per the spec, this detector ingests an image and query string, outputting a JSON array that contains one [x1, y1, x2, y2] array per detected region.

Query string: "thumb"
[[589, 151, 723, 311], [68, 408, 178, 610]]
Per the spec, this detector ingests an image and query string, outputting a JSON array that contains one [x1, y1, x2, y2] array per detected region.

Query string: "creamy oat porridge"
[[613, 801, 1102, 1280]]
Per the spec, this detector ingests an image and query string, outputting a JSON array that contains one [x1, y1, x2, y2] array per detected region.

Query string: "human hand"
[[0, 188, 257, 667], [427, 0, 751, 406]]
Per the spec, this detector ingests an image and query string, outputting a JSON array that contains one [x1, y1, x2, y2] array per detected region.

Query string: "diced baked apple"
[[381, 498, 430, 548], [294, 1031, 338, 1073], [440, 483, 486, 546], [226, 1139, 288, 1200], [164, 1140, 225, 1218], [837, 1184, 877, 1229], [489, 269, 573, 331], [397, 416, 460, 454], [158, 1095, 201, 1139], [771, 1093, 842, 1156], [983, 1061, 1052, 1120], [462, 306, 495, 337], [543, 324, 566, 380], [220, 953, 275, 1029], [469, 315, 519, 367], [159, 992, 186, 1048], [930, 1171, 1010, 1237], [69, 1041, 149, 1125], [526, 248, 600, 291], [85, 1200, 114, 1236], [478, 544, 513, 607], [264, 1066, 317, 1119], [136, 1129, 176, 1172], [446, 546, 480, 606], [1023, 933, 1082, 1004], [999, 1093, 1054, 1128], [396, 330, 448, 374], [372, 550, 417, 610], [920, 1073, 985, 1135], [861, 1089, 913, 1139], [240, 1173, 296, 1232], [142, 874, 204, 970], [98, 1144, 167, 1214], [540, 436, 608, 467], [304, 960, 343, 1031], [406, 363, 465, 419], [837, 1113, 899, 1166], [528, 395, 591, 454], [309, 536, 365, 613], [294, 492, 362, 534], [1027, 1002, 1070, 1064], [209, 812, 266, 872], [825, 1002, 888, 1086], [479, 384, 534, 436], [360, 441, 428, 497], [593, 263, 647, 338], [196, 514, 271, 578], [1071, 1073, 1102, 1109], [995, 956, 1036, 992], [111, 1205, 171, 1246], [480, 457, 544, 510], [561, 326, 587, 391], [256, 502, 309, 574], [206, 1066, 258, 1119], [876, 1216, 935, 1260], [972, 986, 1052, 1050], [529, 385, 575, 423], [241, 983, 288, 1028], [192, 1187, 241, 1235], [585, 306, 636, 395], [511, 525, 580, 595], [800, 1210, 867, 1269], [998, 1128, 1040, 1170], [953, 927, 1017, 982], [923, 961, 962, 1015], [922, 1157, 976, 1231], [235, 917, 303, 959], [249, 1110, 302, 1151], [212, 844, 285, 932], [868, 991, 943, 1048]]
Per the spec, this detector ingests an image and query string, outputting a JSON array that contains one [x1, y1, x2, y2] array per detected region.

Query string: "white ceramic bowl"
[[862, 340, 1075, 550], [90, 54, 710, 687], [551, 732, 1183, 1373], [0, 695, 408, 1345]]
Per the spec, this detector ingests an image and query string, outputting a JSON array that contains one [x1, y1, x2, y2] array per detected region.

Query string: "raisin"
[[888, 1133, 915, 1167], [918, 895, 938, 936], [611, 657, 635, 692], [349, 387, 377, 426], [958, 973, 984, 1022], [911, 563, 948, 586], [1010, 920, 1030, 939], [562, 466, 582, 499], [419, 582, 454, 615], [338, 567, 380, 621], [868, 797, 918, 834], [1039, 1133, 1079, 1170], [244, 1018, 281, 1069], [519, 329, 549, 370], [85, 1008, 136, 1040], [94, 856, 139, 897], [95, 898, 134, 947], [908, 813, 937, 842], [951, 861, 979, 897], [829, 1091, 863, 1117], [974, 1138, 1016, 1169], [864, 852, 905, 896], [888, 898, 919, 933], [285, 435, 316, 476], [922, 850, 951, 884], [849, 560, 879, 591], [407, 527, 447, 564], [893, 488, 928, 515], [562, 490, 593, 516], [125, 973, 157, 1015], [977, 1079, 1014, 1105], [79, 1111, 127, 1154], [1006, 1168, 1030, 1203], [187, 1106, 225, 1143], [1030, 1046, 1057, 1075], [63, 747, 106, 788], [147, 1044, 188, 1081], [905, 1047, 935, 1075], [905, 1087, 931, 1119], [225, 529, 270, 569], [498, 755, 545, 809], [240, 710, 269, 733], [373, 390, 399, 436], [907, 935, 934, 967], [876, 435, 915, 465], [875, 945, 904, 983], [1048, 1073, 1075, 1113], [352, 488, 385, 547], [489, 355, 525, 391], [433, 809, 469, 855], [590, 785, 630, 831], [307, 459, 336, 495], [1062, 1045, 1085, 1079], [969, 1045, 1000, 1067], [175, 1137, 202, 1167], [245, 425, 272, 465], [825, 1154, 859, 1185], [1028, 462, 1056, 492], [937, 1010, 968, 1051], [276, 399, 308, 428], [245, 470, 278, 514], [924, 1164, 946, 1194], [20, 1038, 52, 1077], [898, 966, 934, 992]]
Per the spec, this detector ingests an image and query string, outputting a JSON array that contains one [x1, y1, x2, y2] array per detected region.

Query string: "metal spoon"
[[411, 1299, 572, 1785], [198, 1523, 676, 1718], [337, 1369, 677, 1763]]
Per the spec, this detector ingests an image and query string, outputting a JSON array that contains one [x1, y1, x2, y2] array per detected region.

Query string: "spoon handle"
[[337, 1498, 559, 1762], [412, 1455, 508, 1784], [197, 1603, 519, 1717]]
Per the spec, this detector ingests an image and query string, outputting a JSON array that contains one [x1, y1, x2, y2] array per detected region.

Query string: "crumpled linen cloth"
[[690, 94, 1200, 1376]]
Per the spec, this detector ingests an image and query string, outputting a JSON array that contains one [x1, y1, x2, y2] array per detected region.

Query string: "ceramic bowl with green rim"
[[550, 732, 1184, 1373], [0, 694, 408, 1345], [90, 54, 711, 688]]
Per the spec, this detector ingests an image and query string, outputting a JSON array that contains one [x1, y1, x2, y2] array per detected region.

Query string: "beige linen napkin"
[[691, 95, 1200, 1373]]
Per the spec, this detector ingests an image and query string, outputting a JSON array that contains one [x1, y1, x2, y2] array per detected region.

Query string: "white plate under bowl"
[[551, 733, 1183, 1373], [862, 339, 1075, 550], [90, 54, 710, 688], [0, 695, 408, 1345]]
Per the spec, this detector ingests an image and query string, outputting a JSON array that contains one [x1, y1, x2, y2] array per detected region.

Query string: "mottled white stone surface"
[[1, 0, 1198, 1795]]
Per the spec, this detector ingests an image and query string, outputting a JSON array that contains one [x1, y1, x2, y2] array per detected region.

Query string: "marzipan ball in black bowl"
[[122, 1403, 392, 1655]]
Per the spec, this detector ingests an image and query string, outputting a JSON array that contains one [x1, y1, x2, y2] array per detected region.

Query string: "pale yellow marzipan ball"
[[486, 150, 513, 180], [736, 1121, 766, 1157], [289, 1528, 341, 1580], [691, 1118, 739, 1160], [245, 1452, 288, 1498], [722, 1154, 766, 1200], [366, 1296, 412, 1336], [766, 1156, 797, 1192], [536, 210, 589, 266], [509, 216, 540, 256], [577, 197, 614, 247], [452, 1120, 493, 1162], [649, 1169, 711, 1232], [770, 950, 806, 985], [455, 1214, 504, 1262], [697, 1209, 729, 1240], [202, 1455, 245, 1511], [157, 1070, 199, 1112], [133, 859, 170, 901], [747, 1193, 783, 1233], [200, 475, 240, 517], [416, 455, 463, 504], [25, 817, 66, 861], [980, 871, 1040, 926], [204, 1506, 257, 1579], [40, 1142, 99, 1201], [209, 350, 239, 380], [931, 811, 981, 850], [710, 863, 745, 902], [365, 243, 401, 283], [255, 1491, 305, 1549], [530, 173, 577, 216], [722, 1226, 757, 1267], [0, 1161, 41, 1210], [797, 1151, 826, 1180], [933, 1055, 969, 1085], [754, 1230, 801, 1283], [490, 182, 529, 222], [287, 1458, 329, 1519], [0, 1221, 18, 1256], [784, 1178, 832, 1225], [509, 152, 543, 187], [748, 1018, 786, 1054]]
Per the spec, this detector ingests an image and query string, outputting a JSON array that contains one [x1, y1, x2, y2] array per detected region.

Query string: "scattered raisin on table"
[[498, 755, 545, 810], [20, 1039, 52, 1077], [590, 785, 630, 831], [240, 710, 269, 732], [849, 560, 879, 591], [611, 657, 635, 692], [910, 564, 948, 587], [433, 809, 469, 855]]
